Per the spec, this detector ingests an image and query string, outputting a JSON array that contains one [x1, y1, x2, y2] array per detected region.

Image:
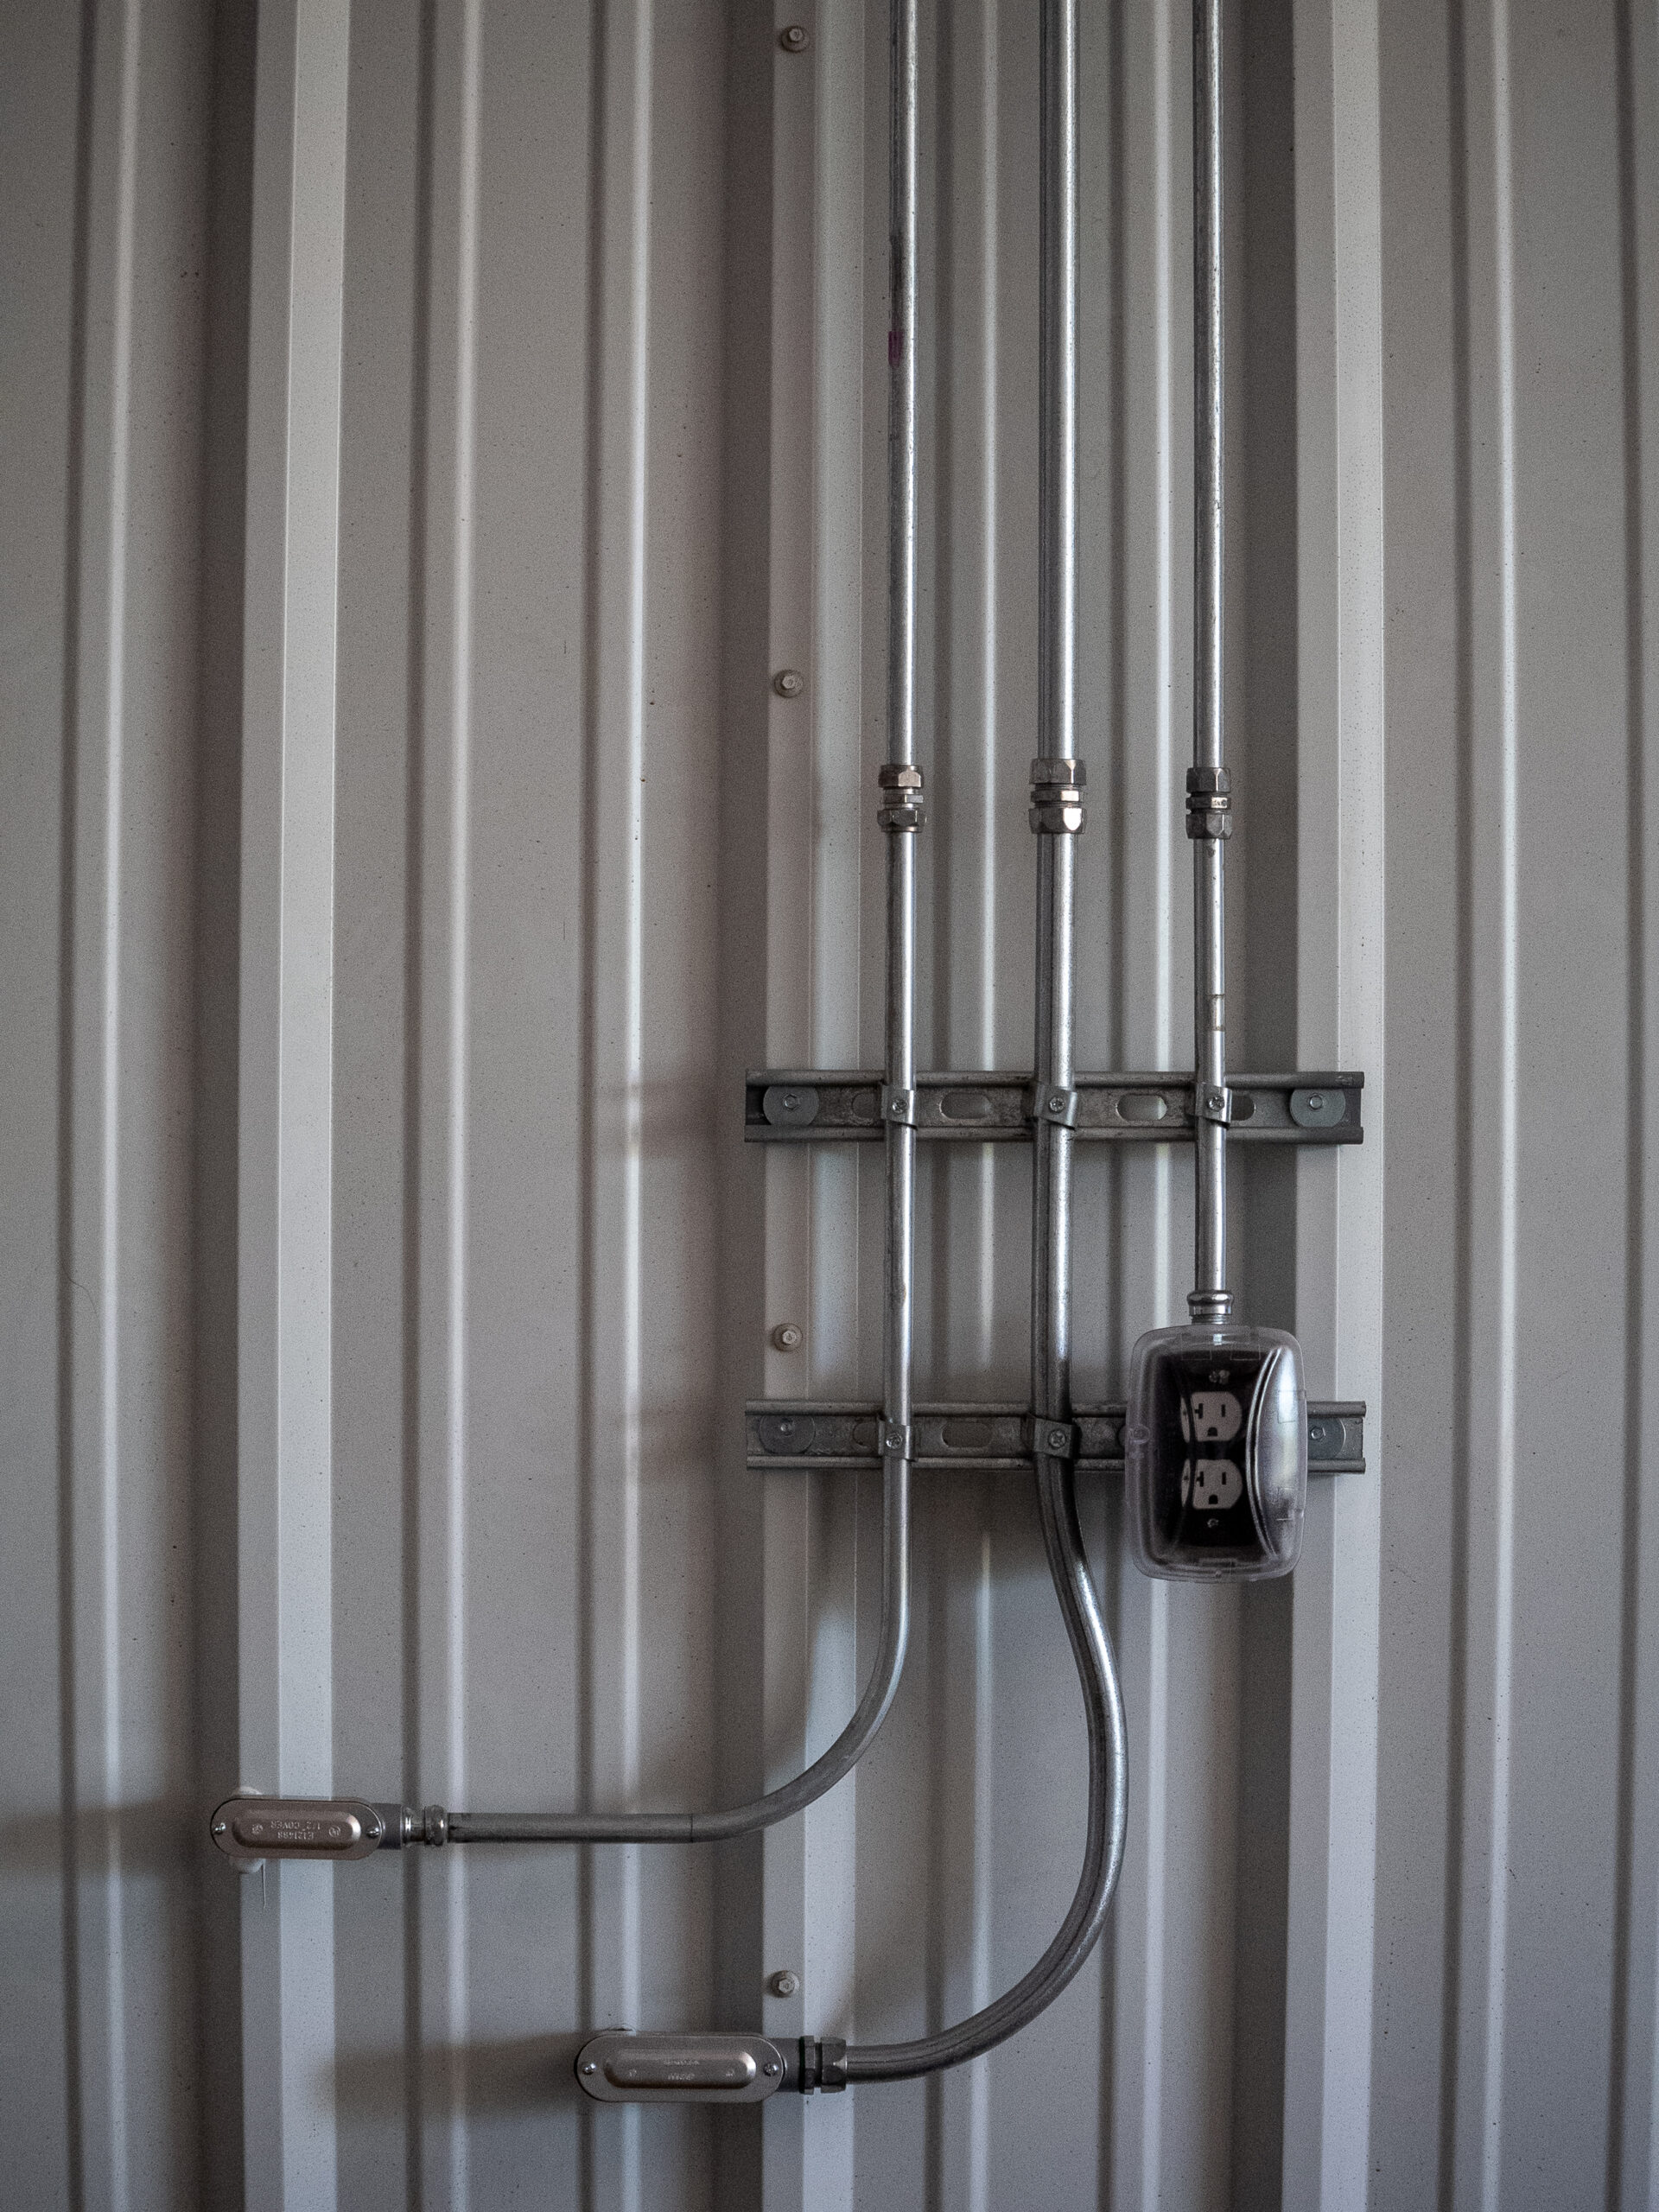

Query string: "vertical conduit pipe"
[[1188, 0, 1232, 1322], [1030, 0, 1082, 1440], [876, 0, 921, 1632]]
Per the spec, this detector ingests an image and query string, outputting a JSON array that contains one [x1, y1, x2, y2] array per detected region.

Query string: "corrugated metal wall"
[[1, 0, 1651, 2205]]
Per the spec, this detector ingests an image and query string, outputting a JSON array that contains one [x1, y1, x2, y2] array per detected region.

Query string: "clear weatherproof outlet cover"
[[1124, 1323, 1307, 1581]]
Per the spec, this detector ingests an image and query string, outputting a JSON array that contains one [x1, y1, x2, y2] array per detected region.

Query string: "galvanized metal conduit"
[[877, 0, 922, 1707], [1188, 0, 1232, 1324], [842, 1455, 1127, 2080], [836, 0, 1128, 2084], [422, 0, 925, 1856], [448, 1461, 908, 1844]]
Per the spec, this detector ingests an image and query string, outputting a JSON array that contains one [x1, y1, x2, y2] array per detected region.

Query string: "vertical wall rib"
[[1611, 0, 1659, 2202], [64, 4, 143, 2205], [403, 1, 484, 2204], [235, 3, 350, 2209], [32, 2, 213, 2208], [578, 5, 653, 2209]]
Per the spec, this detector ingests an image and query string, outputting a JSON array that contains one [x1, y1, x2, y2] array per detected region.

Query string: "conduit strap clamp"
[[880, 1420, 912, 1459], [798, 2037, 849, 2094], [1029, 756, 1086, 835], [1185, 764, 1233, 840], [876, 762, 925, 831], [1027, 1083, 1080, 1129], [880, 1084, 918, 1127], [1025, 1416, 1081, 1460]]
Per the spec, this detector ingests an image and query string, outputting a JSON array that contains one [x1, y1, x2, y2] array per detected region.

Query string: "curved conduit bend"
[[380, 0, 929, 1862]]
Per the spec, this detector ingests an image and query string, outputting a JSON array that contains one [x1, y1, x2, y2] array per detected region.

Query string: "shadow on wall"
[[1, 1800, 195, 1876], [334, 2033, 592, 2118]]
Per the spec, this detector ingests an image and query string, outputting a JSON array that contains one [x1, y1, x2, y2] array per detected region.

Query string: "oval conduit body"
[[210, 1796, 388, 1864], [576, 2032, 787, 2104]]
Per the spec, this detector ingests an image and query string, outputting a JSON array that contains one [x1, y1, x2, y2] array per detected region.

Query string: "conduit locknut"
[[1029, 757, 1086, 835], [773, 668, 805, 697], [771, 1322, 804, 1352], [779, 24, 810, 51], [769, 1970, 801, 1999], [876, 762, 925, 831], [1185, 765, 1233, 839]]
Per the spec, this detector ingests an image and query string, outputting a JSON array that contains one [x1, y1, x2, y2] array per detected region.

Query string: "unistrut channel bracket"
[[746, 1070, 1363, 1144], [747, 1400, 1366, 1477]]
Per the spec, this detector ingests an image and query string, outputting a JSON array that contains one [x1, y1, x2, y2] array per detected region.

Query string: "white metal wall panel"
[[2, 0, 1653, 2207], [2, 2, 213, 2207], [1373, 2, 1658, 2208]]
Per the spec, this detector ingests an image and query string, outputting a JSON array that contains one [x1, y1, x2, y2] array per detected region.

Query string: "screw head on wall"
[[771, 1322, 804, 1353], [773, 668, 805, 697], [769, 1969, 801, 1998], [779, 25, 810, 52]]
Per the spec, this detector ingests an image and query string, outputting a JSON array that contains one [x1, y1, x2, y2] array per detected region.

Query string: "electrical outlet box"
[[1125, 1324, 1306, 1580]]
